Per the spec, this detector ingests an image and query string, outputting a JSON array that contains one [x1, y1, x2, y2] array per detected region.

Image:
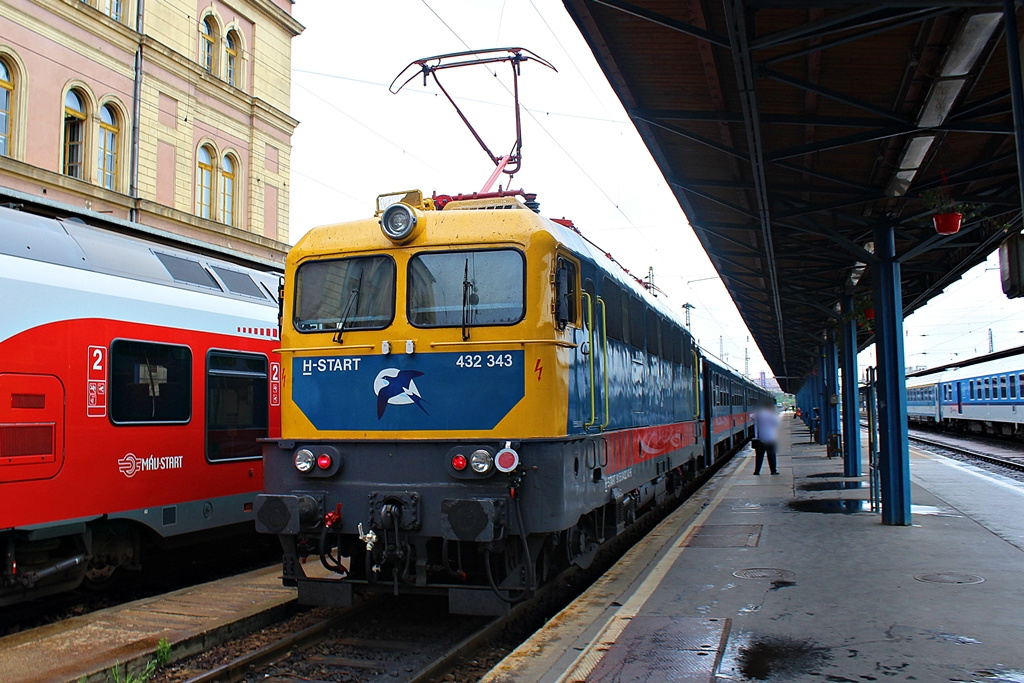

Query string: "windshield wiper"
[[333, 270, 364, 344], [462, 259, 476, 341]]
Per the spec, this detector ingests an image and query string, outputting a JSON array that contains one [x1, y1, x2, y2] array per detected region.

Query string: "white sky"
[[287, 1, 1024, 386]]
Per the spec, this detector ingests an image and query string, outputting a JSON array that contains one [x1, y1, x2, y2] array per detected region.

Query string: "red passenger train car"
[[0, 206, 281, 605]]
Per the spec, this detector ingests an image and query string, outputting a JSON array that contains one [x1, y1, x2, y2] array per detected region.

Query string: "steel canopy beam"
[[723, 0, 789, 380], [590, 0, 731, 47]]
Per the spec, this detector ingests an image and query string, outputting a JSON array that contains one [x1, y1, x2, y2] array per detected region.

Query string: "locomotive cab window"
[[555, 256, 578, 329], [408, 249, 524, 327], [294, 255, 396, 332], [110, 340, 191, 424], [206, 351, 268, 461]]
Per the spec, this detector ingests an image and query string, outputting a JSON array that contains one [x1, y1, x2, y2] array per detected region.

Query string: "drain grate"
[[732, 568, 796, 580], [914, 572, 984, 585]]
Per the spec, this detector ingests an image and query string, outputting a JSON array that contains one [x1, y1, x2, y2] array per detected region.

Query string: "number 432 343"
[[455, 354, 514, 368]]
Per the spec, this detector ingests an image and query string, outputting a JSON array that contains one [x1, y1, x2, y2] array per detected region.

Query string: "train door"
[[701, 362, 713, 467], [578, 268, 607, 432], [564, 257, 590, 432], [0, 374, 65, 483], [956, 381, 963, 414]]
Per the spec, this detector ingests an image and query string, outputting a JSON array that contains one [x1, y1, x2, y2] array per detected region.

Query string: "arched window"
[[220, 154, 235, 226], [97, 104, 119, 190], [225, 31, 238, 86], [63, 90, 87, 179], [0, 60, 12, 157], [104, 0, 122, 22], [197, 145, 214, 219], [200, 18, 216, 73]]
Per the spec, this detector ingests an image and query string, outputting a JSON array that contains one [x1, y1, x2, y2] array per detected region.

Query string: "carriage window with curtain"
[[196, 145, 214, 219], [63, 90, 86, 179], [0, 60, 12, 157], [206, 352, 267, 461], [97, 104, 118, 190], [110, 340, 192, 424]]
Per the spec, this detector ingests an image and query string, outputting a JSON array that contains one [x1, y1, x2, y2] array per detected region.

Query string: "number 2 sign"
[[87, 346, 107, 418]]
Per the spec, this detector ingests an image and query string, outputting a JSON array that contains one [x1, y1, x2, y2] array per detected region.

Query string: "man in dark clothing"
[[751, 401, 780, 475]]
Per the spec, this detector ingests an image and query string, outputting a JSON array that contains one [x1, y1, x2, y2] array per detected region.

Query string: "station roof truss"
[[563, 0, 1023, 391]]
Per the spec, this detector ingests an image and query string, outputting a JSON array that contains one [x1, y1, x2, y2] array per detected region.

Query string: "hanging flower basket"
[[932, 212, 962, 235]]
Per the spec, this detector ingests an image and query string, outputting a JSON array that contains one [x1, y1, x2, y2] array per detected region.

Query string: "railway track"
[[172, 595, 505, 683], [907, 429, 1024, 473], [156, 452, 742, 683]]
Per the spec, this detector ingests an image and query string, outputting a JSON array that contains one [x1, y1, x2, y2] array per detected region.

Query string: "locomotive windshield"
[[294, 256, 396, 332], [408, 249, 525, 327]]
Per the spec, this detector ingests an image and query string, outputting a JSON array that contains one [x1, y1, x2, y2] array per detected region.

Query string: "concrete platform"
[[484, 417, 1024, 682], [0, 564, 295, 683]]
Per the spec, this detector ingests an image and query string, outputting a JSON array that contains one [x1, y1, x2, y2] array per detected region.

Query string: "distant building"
[[0, 0, 302, 262]]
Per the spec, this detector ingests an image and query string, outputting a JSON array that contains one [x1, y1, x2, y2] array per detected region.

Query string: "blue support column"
[[871, 223, 912, 526], [840, 295, 862, 477], [824, 331, 840, 450], [816, 346, 827, 444]]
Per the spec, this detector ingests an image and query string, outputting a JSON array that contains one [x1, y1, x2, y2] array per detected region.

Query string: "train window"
[[969, 380, 974, 399], [985, 378, 991, 399], [555, 257, 578, 329], [295, 256, 396, 332], [1011, 375, 1017, 399], [110, 340, 191, 424], [211, 266, 266, 299], [628, 297, 645, 349], [620, 291, 631, 345], [206, 352, 268, 461], [155, 252, 221, 290], [601, 279, 623, 340], [409, 249, 524, 327], [1001, 376, 1008, 399], [645, 309, 661, 357]]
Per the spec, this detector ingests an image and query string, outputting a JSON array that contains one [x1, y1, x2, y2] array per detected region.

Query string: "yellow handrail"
[[598, 296, 610, 430], [582, 291, 596, 429]]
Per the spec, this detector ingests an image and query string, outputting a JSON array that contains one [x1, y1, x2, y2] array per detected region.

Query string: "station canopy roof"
[[563, 0, 1022, 391]]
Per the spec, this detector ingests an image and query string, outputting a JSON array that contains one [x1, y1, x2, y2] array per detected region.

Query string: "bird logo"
[[373, 368, 429, 419]]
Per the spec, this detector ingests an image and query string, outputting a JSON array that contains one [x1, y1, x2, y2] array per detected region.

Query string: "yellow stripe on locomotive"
[[279, 190, 582, 441]]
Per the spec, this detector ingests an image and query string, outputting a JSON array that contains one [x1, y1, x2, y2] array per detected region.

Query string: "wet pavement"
[[483, 418, 1024, 682]]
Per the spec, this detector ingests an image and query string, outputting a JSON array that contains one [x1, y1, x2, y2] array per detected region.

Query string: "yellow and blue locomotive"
[[255, 189, 768, 614]]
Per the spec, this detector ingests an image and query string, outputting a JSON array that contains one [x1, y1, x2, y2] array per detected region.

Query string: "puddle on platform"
[[803, 472, 846, 478], [799, 481, 864, 491], [961, 671, 1024, 683], [911, 504, 962, 517], [928, 631, 981, 645], [720, 633, 831, 681], [787, 499, 871, 514]]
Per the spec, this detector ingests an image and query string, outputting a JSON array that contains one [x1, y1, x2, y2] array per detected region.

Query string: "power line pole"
[[682, 302, 694, 328]]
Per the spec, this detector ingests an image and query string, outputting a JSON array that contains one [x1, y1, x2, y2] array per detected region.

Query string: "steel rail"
[[182, 598, 382, 683], [907, 432, 1024, 473]]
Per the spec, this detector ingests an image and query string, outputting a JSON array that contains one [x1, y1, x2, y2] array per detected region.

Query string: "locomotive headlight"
[[470, 449, 493, 474], [380, 203, 418, 242], [294, 448, 315, 473]]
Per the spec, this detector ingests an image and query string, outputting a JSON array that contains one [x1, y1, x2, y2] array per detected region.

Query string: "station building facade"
[[0, 0, 302, 262]]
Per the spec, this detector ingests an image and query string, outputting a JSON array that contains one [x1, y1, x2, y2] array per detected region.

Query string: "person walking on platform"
[[751, 401, 780, 475]]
